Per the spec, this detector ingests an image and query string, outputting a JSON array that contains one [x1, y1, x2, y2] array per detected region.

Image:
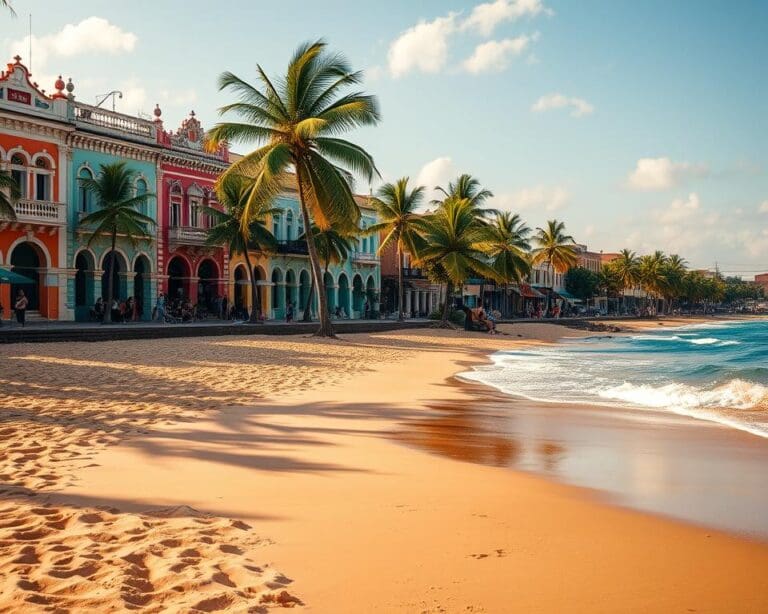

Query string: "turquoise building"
[[66, 102, 159, 321]]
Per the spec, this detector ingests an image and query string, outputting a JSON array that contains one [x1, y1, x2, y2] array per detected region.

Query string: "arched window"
[[10, 153, 27, 199], [169, 184, 182, 227], [34, 157, 52, 201], [188, 184, 204, 228], [78, 167, 94, 213], [286, 211, 294, 240], [273, 213, 282, 240]]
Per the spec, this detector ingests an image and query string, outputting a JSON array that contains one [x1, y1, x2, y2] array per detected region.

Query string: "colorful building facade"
[[0, 55, 381, 322], [0, 57, 71, 320]]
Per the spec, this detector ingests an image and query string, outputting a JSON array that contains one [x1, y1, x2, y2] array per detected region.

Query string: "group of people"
[[462, 302, 498, 334], [0, 289, 29, 327], [91, 296, 142, 323]]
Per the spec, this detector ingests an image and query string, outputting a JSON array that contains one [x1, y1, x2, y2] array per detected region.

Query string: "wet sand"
[[1, 325, 767, 612]]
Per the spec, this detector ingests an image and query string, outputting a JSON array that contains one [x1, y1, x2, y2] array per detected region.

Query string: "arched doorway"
[[366, 275, 377, 317], [253, 265, 267, 318], [167, 256, 190, 301], [271, 268, 284, 318], [324, 271, 336, 312], [337, 273, 350, 317], [299, 269, 312, 318], [74, 251, 95, 321], [102, 251, 128, 303], [285, 269, 296, 312], [10, 242, 42, 311], [197, 259, 218, 311], [352, 274, 364, 318], [233, 264, 248, 316], [134, 255, 151, 321]]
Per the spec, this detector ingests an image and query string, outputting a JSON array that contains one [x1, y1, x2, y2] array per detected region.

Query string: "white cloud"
[[655, 192, 701, 225], [114, 80, 147, 116], [8, 17, 137, 94], [415, 156, 458, 204], [496, 185, 570, 212], [626, 157, 709, 191], [462, 0, 552, 36], [388, 14, 457, 78], [531, 93, 594, 117], [462, 35, 534, 73], [759, 200, 768, 213]]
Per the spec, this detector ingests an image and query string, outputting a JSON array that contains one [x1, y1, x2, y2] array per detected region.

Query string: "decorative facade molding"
[[67, 132, 159, 163]]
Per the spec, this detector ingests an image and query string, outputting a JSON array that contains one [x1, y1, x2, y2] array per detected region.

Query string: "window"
[[78, 168, 93, 212], [34, 157, 51, 201], [10, 153, 27, 198], [286, 211, 293, 240], [190, 198, 200, 227], [169, 185, 182, 227], [135, 179, 148, 215], [273, 214, 282, 240]]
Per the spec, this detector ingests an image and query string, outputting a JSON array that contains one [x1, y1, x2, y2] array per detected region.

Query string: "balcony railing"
[[168, 226, 209, 246], [403, 267, 424, 278], [12, 199, 66, 225], [352, 251, 380, 264], [74, 103, 156, 142], [276, 239, 309, 255]]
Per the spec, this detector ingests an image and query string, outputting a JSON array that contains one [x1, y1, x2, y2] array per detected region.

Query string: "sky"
[[2, 0, 767, 277]]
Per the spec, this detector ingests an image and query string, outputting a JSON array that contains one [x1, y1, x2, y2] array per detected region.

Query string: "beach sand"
[[1, 321, 767, 612]]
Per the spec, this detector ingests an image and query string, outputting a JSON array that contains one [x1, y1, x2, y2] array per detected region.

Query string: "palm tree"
[[0, 169, 20, 220], [660, 254, 687, 313], [2, 1, 15, 17], [610, 248, 640, 313], [205, 175, 277, 323], [484, 212, 531, 317], [366, 177, 426, 320], [416, 197, 500, 326], [433, 174, 494, 211], [299, 225, 354, 321], [531, 219, 578, 315], [638, 251, 668, 313], [78, 162, 155, 323], [206, 40, 380, 337]]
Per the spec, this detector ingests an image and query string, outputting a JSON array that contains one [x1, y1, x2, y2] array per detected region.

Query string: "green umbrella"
[[0, 269, 35, 284]]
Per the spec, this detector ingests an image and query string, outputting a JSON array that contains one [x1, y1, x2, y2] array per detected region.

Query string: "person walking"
[[286, 301, 294, 323], [155, 293, 166, 322], [14, 289, 28, 327]]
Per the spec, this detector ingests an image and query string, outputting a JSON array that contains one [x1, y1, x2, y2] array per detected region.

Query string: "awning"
[[518, 284, 544, 299], [0, 269, 35, 284], [554, 289, 578, 301]]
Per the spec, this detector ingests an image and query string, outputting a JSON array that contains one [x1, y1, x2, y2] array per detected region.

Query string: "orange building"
[[754, 273, 768, 294], [0, 57, 72, 320]]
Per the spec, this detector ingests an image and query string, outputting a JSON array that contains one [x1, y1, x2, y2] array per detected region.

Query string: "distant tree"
[[565, 267, 600, 301], [0, 168, 20, 220]]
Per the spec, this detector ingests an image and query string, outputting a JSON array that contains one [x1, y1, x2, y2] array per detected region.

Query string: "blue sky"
[[3, 0, 767, 276]]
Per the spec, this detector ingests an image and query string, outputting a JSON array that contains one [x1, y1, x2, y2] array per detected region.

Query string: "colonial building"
[[68, 97, 159, 321], [0, 57, 71, 320], [154, 107, 229, 312]]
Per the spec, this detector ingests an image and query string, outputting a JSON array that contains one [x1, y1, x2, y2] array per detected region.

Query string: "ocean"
[[460, 319, 768, 439]]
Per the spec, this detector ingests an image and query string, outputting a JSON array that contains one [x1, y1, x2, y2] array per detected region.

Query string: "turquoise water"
[[461, 320, 768, 438]]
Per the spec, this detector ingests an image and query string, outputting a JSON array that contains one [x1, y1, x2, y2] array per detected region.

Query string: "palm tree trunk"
[[103, 229, 117, 324], [397, 245, 404, 321], [295, 166, 334, 337], [242, 248, 261, 323]]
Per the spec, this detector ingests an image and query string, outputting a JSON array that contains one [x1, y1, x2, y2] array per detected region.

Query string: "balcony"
[[168, 226, 209, 246], [352, 251, 380, 265], [10, 199, 67, 225], [276, 240, 309, 255], [403, 267, 424, 278]]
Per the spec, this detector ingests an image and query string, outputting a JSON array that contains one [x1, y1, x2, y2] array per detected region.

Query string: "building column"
[[404, 289, 412, 318]]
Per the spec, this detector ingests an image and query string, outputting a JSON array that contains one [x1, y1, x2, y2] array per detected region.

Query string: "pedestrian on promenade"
[[14, 289, 28, 327]]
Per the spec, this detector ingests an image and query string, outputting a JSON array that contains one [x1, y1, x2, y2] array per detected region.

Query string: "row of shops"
[[0, 56, 380, 321]]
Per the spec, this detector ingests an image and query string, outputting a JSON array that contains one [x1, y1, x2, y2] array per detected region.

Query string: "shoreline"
[[2, 325, 768, 611]]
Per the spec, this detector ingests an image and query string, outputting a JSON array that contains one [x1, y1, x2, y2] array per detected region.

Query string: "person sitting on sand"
[[472, 304, 496, 334]]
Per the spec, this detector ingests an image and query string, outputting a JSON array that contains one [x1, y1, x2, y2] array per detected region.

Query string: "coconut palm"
[[299, 225, 354, 321], [610, 248, 640, 312], [531, 219, 578, 315], [0, 169, 20, 220], [206, 40, 380, 337], [205, 175, 277, 323], [78, 162, 155, 323], [433, 174, 494, 211], [638, 251, 668, 313], [416, 197, 500, 326], [484, 212, 531, 316], [366, 177, 426, 320], [660, 253, 687, 313]]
